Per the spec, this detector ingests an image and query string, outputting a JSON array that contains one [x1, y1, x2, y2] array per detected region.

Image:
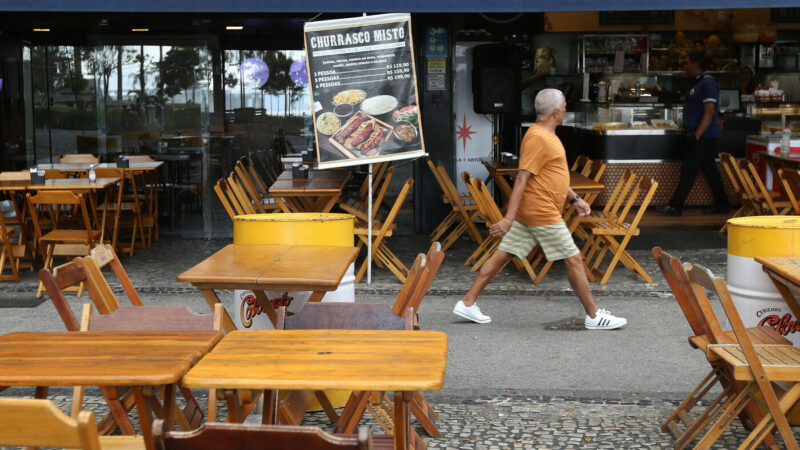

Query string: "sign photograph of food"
[[304, 13, 425, 169]]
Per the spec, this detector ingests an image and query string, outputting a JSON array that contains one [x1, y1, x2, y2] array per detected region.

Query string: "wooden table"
[[182, 329, 448, 450], [36, 162, 164, 172], [177, 244, 359, 332], [269, 170, 348, 213], [0, 330, 222, 450], [757, 256, 800, 322]]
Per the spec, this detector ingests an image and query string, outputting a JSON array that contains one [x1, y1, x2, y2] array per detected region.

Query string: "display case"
[[580, 34, 648, 74], [568, 103, 684, 134]]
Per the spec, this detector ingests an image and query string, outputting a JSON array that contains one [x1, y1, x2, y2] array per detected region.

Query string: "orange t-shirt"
[[515, 124, 570, 226]]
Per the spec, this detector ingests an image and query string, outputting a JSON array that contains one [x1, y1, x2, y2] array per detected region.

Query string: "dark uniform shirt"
[[684, 72, 719, 139]]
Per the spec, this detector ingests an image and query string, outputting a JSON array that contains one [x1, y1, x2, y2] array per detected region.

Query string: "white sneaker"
[[585, 308, 627, 330], [453, 300, 491, 324]]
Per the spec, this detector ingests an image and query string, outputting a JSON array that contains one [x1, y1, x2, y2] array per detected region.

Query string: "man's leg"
[[669, 139, 704, 212], [563, 252, 598, 318], [697, 138, 729, 206], [462, 250, 513, 307]]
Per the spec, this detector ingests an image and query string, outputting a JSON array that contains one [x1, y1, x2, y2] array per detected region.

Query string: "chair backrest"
[[735, 159, 767, 214], [601, 169, 637, 219], [742, 159, 781, 214], [214, 177, 253, 220], [94, 167, 124, 179], [615, 175, 658, 229], [390, 253, 428, 317], [651, 247, 707, 337], [435, 161, 467, 209], [0, 398, 101, 450], [153, 421, 371, 450], [370, 167, 395, 219], [718, 152, 744, 195], [83, 304, 221, 332], [394, 242, 445, 319], [59, 153, 100, 164], [277, 302, 412, 331], [233, 163, 267, 213], [670, 259, 728, 345], [239, 156, 269, 194], [577, 160, 607, 207], [26, 190, 95, 248], [0, 171, 31, 181], [570, 154, 589, 172], [467, 175, 504, 225], [359, 162, 389, 202], [578, 157, 594, 176], [226, 172, 257, 214], [778, 168, 800, 214], [83, 244, 144, 307], [38, 260, 87, 331]]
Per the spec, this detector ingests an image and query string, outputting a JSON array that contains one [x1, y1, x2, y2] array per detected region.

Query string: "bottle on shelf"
[[597, 80, 607, 103], [781, 126, 791, 156]]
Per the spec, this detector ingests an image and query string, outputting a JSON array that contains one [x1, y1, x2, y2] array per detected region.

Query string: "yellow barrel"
[[232, 212, 355, 412], [728, 216, 800, 423], [233, 213, 354, 247]]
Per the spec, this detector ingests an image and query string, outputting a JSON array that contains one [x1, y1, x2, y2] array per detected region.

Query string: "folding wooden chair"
[[718, 153, 755, 232], [226, 171, 259, 215], [74, 303, 223, 432], [651, 247, 788, 449], [480, 158, 513, 203], [354, 178, 413, 284], [427, 159, 482, 250], [0, 398, 144, 450], [580, 175, 657, 284], [573, 168, 637, 242], [0, 208, 26, 284], [153, 420, 371, 450], [28, 190, 100, 297], [357, 162, 390, 204], [340, 167, 395, 222], [463, 173, 541, 283], [687, 263, 800, 450], [59, 153, 100, 164], [426, 158, 481, 249], [777, 168, 800, 215], [234, 157, 281, 213], [214, 177, 250, 220], [93, 167, 138, 257], [741, 159, 792, 216]]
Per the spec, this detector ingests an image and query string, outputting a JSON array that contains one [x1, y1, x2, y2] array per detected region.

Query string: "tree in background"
[[83, 46, 134, 104], [63, 69, 89, 109], [157, 46, 201, 105], [259, 50, 304, 117]]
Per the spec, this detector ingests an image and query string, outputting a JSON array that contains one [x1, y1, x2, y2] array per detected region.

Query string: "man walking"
[[655, 51, 730, 216], [453, 88, 627, 330]]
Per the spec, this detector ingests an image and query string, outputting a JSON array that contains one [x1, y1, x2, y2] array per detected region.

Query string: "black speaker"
[[472, 44, 521, 114]]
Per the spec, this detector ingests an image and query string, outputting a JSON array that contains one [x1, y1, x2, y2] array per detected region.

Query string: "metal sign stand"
[[367, 163, 373, 285]]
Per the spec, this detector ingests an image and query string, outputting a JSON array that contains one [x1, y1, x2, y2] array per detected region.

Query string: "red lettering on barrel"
[[758, 314, 800, 336]]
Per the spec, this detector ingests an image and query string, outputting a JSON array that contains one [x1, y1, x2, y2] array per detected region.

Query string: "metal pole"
[[367, 163, 373, 285]]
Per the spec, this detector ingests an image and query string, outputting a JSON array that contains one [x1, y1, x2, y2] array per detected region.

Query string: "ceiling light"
[[226, 25, 244, 30], [33, 28, 50, 32], [131, 28, 149, 32]]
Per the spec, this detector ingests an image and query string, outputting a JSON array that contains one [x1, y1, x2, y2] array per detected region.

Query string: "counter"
[[747, 134, 800, 190]]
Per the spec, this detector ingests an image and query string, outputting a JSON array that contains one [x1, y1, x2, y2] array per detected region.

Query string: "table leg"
[[308, 290, 325, 303], [100, 386, 137, 435], [133, 387, 156, 450], [161, 383, 176, 430], [198, 288, 237, 333], [766, 271, 800, 320], [393, 391, 412, 450], [34, 386, 48, 399], [320, 195, 339, 213], [253, 290, 279, 327], [262, 389, 279, 425]]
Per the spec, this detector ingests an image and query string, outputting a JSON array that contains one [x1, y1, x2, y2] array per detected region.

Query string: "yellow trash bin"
[[231, 213, 356, 412]]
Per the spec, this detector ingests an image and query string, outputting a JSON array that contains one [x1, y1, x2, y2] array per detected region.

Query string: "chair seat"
[[40, 229, 100, 243], [688, 326, 790, 350], [582, 221, 640, 236], [354, 221, 396, 236], [708, 344, 800, 381], [97, 435, 147, 450]]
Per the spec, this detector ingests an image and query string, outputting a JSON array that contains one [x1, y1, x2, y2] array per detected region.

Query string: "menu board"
[[304, 13, 425, 169]]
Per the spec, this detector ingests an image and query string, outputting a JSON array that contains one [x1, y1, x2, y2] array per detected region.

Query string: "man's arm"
[[489, 170, 530, 237], [566, 188, 591, 217], [694, 103, 715, 140]]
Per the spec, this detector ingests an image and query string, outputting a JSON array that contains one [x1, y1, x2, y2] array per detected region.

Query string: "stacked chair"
[[653, 247, 795, 449], [340, 167, 395, 222], [777, 168, 800, 214], [426, 158, 482, 251]]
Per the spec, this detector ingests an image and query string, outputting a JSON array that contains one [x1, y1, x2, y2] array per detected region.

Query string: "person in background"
[[655, 51, 730, 216], [739, 65, 756, 96], [452, 88, 627, 331]]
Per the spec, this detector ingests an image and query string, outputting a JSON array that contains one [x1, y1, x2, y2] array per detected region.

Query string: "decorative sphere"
[[240, 58, 269, 88], [290, 58, 309, 87]]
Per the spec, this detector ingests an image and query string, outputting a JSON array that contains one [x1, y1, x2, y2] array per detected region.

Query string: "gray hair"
[[535, 88, 564, 117]]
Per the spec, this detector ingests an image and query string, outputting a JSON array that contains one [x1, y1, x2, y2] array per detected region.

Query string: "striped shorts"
[[498, 220, 579, 262]]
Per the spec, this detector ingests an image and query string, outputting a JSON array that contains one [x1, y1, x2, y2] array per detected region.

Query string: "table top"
[[176, 244, 359, 291], [757, 151, 800, 167], [270, 170, 348, 195], [756, 256, 800, 286], [0, 331, 222, 386], [35, 162, 163, 171], [181, 329, 448, 391], [0, 177, 120, 191]]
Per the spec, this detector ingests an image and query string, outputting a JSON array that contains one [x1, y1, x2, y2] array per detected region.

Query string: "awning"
[[0, 0, 797, 13]]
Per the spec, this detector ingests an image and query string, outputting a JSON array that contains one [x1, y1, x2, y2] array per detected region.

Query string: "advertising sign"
[[304, 13, 424, 169]]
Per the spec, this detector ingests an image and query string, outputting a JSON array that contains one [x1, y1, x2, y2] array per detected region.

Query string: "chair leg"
[[335, 391, 372, 434], [694, 382, 758, 449]]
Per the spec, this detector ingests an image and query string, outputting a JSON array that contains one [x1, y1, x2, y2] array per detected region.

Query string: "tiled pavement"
[[2, 227, 799, 447]]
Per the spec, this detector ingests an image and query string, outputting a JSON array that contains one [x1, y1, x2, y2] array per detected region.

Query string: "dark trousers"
[[669, 137, 728, 211]]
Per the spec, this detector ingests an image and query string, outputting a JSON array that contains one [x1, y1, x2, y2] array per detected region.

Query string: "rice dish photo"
[[361, 95, 399, 116], [332, 89, 366, 105], [316, 112, 341, 135]]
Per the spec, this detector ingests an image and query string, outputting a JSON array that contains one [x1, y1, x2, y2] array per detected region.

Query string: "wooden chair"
[[428, 159, 484, 251], [569, 154, 589, 172], [426, 158, 482, 251], [651, 247, 789, 449], [354, 178, 413, 284], [214, 177, 251, 220], [464, 173, 539, 283], [234, 157, 281, 213], [0, 207, 26, 284], [153, 420, 371, 450], [278, 302, 418, 448], [777, 168, 800, 215], [27, 190, 99, 297], [580, 175, 657, 284], [340, 167, 395, 221], [226, 171, 258, 215], [0, 398, 144, 450], [94, 167, 139, 257], [357, 162, 390, 205], [59, 153, 100, 164], [718, 153, 755, 232], [740, 159, 792, 215], [687, 262, 800, 450], [480, 158, 512, 204]]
